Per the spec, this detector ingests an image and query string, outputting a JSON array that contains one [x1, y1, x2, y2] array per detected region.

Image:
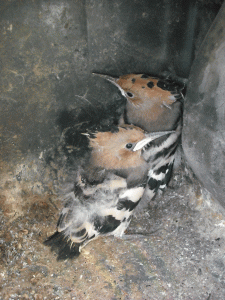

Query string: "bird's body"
[[45, 125, 172, 259], [94, 73, 185, 199], [140, 121, 182, 200], [47, 173, 144, 259]]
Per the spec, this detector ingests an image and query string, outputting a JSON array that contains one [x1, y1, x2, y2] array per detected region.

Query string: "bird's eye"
[[126, 92, 134, 98], [126, 143, 133, 149]]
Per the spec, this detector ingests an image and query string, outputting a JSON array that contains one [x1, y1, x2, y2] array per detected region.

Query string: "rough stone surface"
[[1, 162, 225, 299], [183, 1, 225, 208]]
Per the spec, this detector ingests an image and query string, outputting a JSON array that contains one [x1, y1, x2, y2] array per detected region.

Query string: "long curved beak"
[[92, 73, 127, 98], [133, 131, 175, 152], [92, 73, 118, 84]]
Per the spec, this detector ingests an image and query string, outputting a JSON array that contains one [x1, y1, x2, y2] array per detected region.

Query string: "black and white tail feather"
[[143, 118, 182, 200], [44, 174, 146, 260]]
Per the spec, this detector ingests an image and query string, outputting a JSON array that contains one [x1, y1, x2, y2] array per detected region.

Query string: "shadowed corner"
[[44, 232, 80, 261]]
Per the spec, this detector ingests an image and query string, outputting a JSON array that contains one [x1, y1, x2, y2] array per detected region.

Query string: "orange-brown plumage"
[[89, 125, 146, 170], [94, 73, 184, 132], [117, 74, 175, 107], [93, 72, 184, 199]]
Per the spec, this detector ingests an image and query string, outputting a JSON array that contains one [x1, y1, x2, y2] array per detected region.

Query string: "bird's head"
[[88, 125, 173, 170], [93, 73, 166, 106]]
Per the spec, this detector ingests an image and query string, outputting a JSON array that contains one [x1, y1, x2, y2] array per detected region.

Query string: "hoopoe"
[[94, 73, 185, 199], [44, 124, 173, 259]]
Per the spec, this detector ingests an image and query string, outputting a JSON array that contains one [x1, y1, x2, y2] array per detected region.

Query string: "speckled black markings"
[[141, 74, 150, 78], [147, 81, 154, 88], [117, 198, 141, 211], [131, 78, 136, 83]]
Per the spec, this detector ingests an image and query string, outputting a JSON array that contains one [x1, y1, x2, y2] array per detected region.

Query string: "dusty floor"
[[0, 161, 225, 300]]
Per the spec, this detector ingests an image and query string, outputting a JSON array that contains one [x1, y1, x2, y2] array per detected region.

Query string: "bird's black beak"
[[133, 131, 175, 152]]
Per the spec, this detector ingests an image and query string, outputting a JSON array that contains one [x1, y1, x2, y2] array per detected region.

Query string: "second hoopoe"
[[94, 73, 185, 199]]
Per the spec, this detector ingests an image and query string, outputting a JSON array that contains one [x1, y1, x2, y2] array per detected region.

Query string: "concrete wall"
[[183, 1, 225, 208], [0, 0, 223, 203]]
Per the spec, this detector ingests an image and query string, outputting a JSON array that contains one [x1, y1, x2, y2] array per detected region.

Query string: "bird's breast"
[[126, 100, 182, 132]]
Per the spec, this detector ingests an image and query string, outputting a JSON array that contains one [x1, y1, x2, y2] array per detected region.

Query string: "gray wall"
[[0, 0, 222, 197], [183, 1, 225, 208]]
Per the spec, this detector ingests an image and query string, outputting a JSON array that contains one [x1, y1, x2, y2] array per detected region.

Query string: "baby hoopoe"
[[44, 125, 173, 260], [94, 73, 185, 199], [93, 73, 184, 132]]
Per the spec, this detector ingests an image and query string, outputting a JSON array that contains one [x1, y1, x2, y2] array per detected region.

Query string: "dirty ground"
[[1, 159, 225, 300]]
